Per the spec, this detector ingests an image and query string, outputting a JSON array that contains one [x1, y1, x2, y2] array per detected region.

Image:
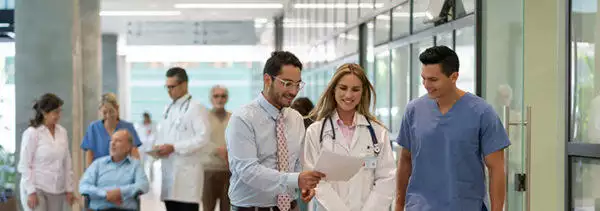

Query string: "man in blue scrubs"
[[395, 46, 510, 211]]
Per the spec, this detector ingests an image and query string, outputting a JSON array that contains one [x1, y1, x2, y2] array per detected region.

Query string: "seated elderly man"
[[79, 129, 149, 211]]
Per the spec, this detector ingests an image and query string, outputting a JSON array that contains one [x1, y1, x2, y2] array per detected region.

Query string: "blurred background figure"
[[291, 97, 315, 129], [81, 93, 143, 168], [290, 97, 315, 211], [136, 112, 158, 181], [18, 93, 75, 211], [202, 85, 232, 211]]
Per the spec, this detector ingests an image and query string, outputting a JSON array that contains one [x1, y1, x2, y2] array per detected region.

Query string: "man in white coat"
[[154, 67, 210, 211]]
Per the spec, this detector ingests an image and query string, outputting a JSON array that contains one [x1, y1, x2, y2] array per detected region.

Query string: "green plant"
[[0, 145, 16, 191]]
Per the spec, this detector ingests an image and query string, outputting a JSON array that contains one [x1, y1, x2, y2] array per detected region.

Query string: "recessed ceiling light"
[[293, 3, 385, 9], [174, 3, 283, 9], [99, 11, 182, 16], [254, 18, 269, 24], [257, 22, 347, 28]]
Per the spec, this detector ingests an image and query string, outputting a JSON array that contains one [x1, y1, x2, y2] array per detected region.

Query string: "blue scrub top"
[[81, 119, 143, 160], [396, 93, 510, 211]]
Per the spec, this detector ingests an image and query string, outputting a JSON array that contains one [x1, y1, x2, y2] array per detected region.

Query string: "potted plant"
[[0, 145, 16, 211]]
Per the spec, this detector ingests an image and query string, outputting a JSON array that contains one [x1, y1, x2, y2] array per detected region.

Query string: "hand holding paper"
[[146, 146, 161, 159], [314, 150, 363, 181]]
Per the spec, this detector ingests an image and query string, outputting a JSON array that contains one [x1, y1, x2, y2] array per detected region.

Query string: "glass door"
[[482, 0, 527, 210], [568, 0, 600, 209]]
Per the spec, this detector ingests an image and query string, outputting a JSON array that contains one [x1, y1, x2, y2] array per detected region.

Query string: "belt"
[[232, 201, 297, 211]]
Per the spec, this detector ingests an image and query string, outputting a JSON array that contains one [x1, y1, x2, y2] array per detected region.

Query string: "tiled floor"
[[140, 161, 221, 211]]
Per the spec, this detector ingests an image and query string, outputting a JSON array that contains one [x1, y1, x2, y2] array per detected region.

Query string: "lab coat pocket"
[[360, 167, 375, 196]]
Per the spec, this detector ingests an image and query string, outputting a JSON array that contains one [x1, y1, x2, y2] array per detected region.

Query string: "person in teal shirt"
[[395, 46, 510, 211]]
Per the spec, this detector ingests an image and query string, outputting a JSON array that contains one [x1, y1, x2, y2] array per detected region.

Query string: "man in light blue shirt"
[[80, 129, 149, 211], [395, 46, 510, 211], [227, 51, 325, 211]]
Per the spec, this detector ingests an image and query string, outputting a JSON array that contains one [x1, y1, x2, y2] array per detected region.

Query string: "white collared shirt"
[[17, 125, 74, 195], [227, 94, 305, 207]]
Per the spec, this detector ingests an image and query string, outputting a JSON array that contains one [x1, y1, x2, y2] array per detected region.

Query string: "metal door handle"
[[503, 106, 511, 211], [502, 106, 532, 211], [525, 106, 532, 211]]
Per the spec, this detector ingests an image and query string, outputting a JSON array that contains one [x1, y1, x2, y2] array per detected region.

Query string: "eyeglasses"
[[272, 76, 305, 90], [165, 83, 182, 90], [212, 94, 228, 99]]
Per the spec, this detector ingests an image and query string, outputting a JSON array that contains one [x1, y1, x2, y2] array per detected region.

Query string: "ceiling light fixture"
[[255, 22, 347, 28], [254, 18, 269, 24], [376, 12, 429, 20], [293, 3, 385, 9], [283, 22, 346, 28], [99, 11, 182, 16], [174, 3, 283, 9]]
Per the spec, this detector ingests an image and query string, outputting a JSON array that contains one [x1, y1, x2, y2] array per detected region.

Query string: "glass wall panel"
[[375, 14, 390, 45], [345, 28, 360, 56], [336, 34, 346, 58], [455, 26, 475, 94], [129, 62, 253, 123], [482, 0, 524, 209], [391, 45, 410, 132], [411, 38, 434, 98], [571, 157, 600, 210], [436, 31, 454, 49], [391, 2, 410, 39], [571, 0, 600, 144], [375, 50, 391, 128]]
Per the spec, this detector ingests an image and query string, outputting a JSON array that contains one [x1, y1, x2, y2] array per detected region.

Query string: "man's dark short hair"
[[166, 67, 189, 82], [263, 51, 303, 77], [419, 46, 460, 77], [143, 112, 151, 119]]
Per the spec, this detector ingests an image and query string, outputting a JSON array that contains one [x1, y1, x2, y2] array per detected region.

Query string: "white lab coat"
[[157, 94, 210, 204], [303, 112, 396, 211]]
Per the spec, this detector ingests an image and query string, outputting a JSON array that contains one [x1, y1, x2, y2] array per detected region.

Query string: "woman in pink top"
[[18, 93, 75, 211], [302, 64, 396, 211]]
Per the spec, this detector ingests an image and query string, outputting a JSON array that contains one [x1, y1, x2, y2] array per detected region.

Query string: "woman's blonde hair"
[[100, 92, 119, 108], [307, 63, 383, 126]]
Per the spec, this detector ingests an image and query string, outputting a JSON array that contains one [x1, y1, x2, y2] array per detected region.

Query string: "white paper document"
[[314, 150, 364, 181], [145, 149, 161, 159]]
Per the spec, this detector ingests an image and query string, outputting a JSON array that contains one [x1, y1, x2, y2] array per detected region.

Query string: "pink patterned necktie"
[[276, 112, 292, 211]]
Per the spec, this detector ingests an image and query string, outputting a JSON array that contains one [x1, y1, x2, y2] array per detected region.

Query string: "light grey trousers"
[[19, 185, 66, 211]]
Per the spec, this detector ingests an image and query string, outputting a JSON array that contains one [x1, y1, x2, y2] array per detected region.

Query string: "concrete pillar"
[[102, 34, 118, 94], [15, 0, 84, 210], [117, 55, 129, 120], [80, 0, 102, 133]]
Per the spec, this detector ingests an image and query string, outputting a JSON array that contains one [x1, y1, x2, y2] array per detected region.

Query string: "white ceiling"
[[101, 0, 289, 34]]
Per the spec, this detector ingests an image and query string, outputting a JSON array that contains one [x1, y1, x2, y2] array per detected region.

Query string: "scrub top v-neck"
[[81, 119, 142, 160], [397, 92, 510, 211]]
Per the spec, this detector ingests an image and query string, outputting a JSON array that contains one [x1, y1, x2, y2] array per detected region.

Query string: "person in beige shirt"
[[203, 85, 232, 211]]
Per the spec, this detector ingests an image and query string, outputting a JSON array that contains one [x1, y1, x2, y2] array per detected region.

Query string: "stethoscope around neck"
[[164, 95, 192, 119], [318, 115, 381, 156]]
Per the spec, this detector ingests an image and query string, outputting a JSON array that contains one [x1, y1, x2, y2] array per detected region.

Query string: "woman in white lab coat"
[[303, 63, 397, 211]]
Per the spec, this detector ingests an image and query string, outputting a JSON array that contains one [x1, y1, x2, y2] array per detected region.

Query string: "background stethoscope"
[[318, 115, 380, 156], [164, 95, 192, 131], [164, 95, 192, 119]]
